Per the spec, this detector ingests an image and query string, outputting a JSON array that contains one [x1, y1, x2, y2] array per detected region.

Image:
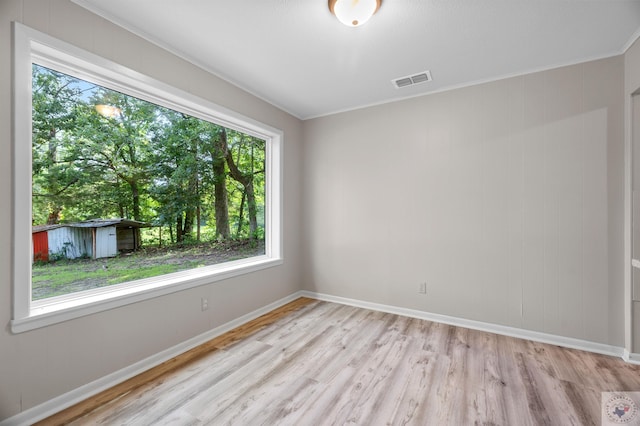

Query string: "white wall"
[[0, 0, 303, 420], [302, 56, 625, 347]]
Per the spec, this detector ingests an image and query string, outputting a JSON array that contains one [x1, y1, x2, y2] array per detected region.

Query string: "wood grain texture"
[[36, 297, 315, 426], [42, 299, 640, 425]]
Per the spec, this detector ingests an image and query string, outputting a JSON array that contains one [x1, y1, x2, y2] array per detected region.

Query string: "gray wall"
[[0, 0, 303, 419], [626, 38, 640, 353], [302, 56, 625, 347], [0, 0, 636, 421]]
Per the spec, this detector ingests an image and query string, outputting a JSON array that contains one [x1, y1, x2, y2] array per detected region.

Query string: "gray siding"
[[95, 226, 118, 258], [47, 227, 93, 260]]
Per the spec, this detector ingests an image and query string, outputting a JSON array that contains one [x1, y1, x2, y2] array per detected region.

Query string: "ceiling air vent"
[[392, 70, 432, 89]]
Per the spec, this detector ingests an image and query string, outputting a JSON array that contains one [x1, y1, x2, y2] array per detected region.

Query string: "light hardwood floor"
[[41, 298, 640, 425]]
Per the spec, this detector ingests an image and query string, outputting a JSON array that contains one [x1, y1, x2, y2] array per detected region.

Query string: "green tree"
[[32, 64, 266, 251], [224, 130, 265, 239], [149, 111, 205, 243], [71, 89, 156, 222], [32, 65, 87, 224]]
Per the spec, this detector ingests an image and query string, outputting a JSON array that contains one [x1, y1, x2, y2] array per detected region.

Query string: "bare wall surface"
[[302, 55, 625, 347], [626, 38, 640, 353], [0, 0, 632, 421], [0, 0, 303, 420]]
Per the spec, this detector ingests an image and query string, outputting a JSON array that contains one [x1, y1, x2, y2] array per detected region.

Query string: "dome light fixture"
[[328, 0, 381, 27]]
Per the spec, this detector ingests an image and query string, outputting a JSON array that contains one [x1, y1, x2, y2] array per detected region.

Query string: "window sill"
[[11, 256, 282, 333]]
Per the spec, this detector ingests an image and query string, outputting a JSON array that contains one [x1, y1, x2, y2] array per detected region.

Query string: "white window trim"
[[11, 23, 283, 333]]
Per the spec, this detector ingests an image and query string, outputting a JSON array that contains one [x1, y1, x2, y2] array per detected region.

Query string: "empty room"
[[3, 0, 640, 424]]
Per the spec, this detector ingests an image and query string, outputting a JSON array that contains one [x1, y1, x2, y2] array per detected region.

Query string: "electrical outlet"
[[419, 282, 427, 294], [201, 297, 209, 311]]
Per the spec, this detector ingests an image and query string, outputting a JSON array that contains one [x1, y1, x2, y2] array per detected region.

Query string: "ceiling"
[[73, 0, 640, 120]]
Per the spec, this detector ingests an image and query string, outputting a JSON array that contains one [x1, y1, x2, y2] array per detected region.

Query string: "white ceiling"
[[74, 0, 640, 120]]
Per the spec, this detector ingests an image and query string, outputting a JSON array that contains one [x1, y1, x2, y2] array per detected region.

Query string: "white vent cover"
[[392, 71, 432, 89]]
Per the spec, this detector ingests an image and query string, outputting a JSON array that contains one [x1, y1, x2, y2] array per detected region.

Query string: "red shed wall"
[[32, 231, 48, 262]]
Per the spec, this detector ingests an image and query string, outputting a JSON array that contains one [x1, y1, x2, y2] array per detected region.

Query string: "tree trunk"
[[183, 167, 198, 240], [246, 181, 258, 237], [193, 138, 201, 242], [224, 135, 258, 238], [196, 203, 201, 242], [46, 206, 62, 225], [130, 180, 141, 221], [176, 214, 184, 244], [211, 130, 230, 240], [45, 133, 63, 224], [184, 209, 194, 239], [236, 190, 246, 238]]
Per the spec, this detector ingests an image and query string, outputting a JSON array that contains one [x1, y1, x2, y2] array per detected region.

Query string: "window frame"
[[11, 23, 283, 333]]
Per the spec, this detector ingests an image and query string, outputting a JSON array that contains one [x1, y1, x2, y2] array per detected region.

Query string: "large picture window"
[[12, 23, 283, 332]]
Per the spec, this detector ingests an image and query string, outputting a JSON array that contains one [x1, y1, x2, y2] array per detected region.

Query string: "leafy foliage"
[[32, 64, 266, 244]]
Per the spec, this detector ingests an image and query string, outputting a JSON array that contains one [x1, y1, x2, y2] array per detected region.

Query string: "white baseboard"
[[300, 290, 627, 360], [3, 289, 636, 426], [624, 349, 640, 365], [0, 291, 305, 426]]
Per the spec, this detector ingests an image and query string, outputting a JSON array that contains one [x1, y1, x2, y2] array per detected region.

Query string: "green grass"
[[104, 261, 204, 283], [32, 259, 201, 300], [33, 261, 196, 289], [31, 239, 264, 300]]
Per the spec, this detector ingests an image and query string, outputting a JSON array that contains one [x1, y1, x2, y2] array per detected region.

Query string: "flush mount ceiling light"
[[329, 0, 381, 27]]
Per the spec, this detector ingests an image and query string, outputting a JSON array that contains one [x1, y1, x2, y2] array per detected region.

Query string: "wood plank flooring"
[[43, 298, 640, 425]]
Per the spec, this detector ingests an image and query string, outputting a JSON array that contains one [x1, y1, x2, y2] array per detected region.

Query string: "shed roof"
[[32, 218, 151, 233]]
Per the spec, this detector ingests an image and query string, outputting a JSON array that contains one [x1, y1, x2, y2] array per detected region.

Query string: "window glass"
[[31, 64, 266, 301]]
